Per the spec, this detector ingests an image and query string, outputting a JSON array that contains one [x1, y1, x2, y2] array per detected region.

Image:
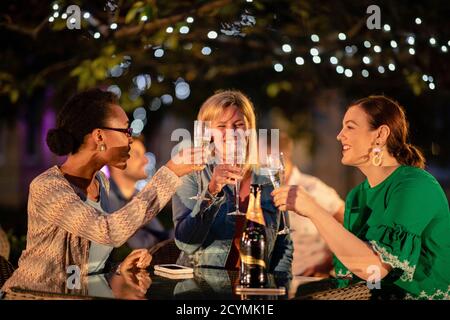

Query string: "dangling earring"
[[98, 143, 106, 152], [372, 144, 383, 166]]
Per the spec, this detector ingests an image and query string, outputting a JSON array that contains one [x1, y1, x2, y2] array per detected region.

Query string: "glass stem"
[[235, 181, 240, 214], [196, 171, 202, 198]]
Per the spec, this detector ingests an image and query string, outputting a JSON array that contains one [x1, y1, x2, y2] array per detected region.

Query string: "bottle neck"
[[245, 189, 266, 226]]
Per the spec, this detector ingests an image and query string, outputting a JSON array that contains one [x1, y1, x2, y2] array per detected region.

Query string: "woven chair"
[[0, 227, 10, 260], [0, 255, 15, 288], [148, 239, 181, 266], [298, 281, 372, 300], [3, 287, 96, 300]]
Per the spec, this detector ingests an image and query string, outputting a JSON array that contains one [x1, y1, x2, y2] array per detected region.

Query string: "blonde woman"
[[172, 90, 293, 274]]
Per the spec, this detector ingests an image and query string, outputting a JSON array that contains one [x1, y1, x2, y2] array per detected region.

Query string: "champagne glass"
[[227, 132, 247, 216], [189, 120, 211, 201], [265, 153, 291, 235]]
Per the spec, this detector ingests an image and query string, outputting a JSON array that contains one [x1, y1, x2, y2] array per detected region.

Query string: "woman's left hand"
[[271, 185, 319, 218], [120, 249, 152, 273]]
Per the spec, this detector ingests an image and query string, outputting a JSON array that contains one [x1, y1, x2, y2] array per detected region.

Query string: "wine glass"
[[189, 120, 211, 201], [264, 153, 291, 235], [227, 132, 247, 216]]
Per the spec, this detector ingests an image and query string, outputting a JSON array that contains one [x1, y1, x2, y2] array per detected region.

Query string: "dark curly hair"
[[46, 88, 119, 156]]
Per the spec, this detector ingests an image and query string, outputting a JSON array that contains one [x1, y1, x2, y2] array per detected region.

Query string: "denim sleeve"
[[172, 173, 226, 254], [269, 222, 294, 274]]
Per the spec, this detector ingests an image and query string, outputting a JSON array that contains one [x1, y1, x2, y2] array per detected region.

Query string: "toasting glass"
[[189, 120, 212, 201], [264, 153, 291, 235]]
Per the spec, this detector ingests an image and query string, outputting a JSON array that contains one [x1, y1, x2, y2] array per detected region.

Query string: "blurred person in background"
[[276, 132, 345, 278], [108, 137, 173, 252]]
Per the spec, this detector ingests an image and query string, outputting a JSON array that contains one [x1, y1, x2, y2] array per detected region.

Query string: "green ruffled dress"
[[334, 165, 450, 299]]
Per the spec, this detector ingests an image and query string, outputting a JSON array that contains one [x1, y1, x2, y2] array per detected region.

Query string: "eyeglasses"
[[100, 127, 133, 136]]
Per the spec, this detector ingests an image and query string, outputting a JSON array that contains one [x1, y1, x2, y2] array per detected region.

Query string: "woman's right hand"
[[208, 164, 243, 196], [166, 147, 206, 177]]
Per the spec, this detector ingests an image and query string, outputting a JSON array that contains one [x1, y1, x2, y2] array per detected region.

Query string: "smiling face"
[[98, 104, 133, 169], [210, 105, 248, 161], [336, 105, 380, 167]]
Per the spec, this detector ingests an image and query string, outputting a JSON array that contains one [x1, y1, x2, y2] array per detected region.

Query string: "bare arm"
[[333, 203, 345, 225], [273, 186, 391, 280], [309, 206, 391, 280]]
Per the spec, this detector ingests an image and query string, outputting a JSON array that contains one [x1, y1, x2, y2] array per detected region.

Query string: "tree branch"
[[0, 15, 48, 40], [114, 0, 232, 39]]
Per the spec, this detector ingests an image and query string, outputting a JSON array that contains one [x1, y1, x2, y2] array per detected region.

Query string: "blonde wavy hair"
[[197, 90, 258, 167]]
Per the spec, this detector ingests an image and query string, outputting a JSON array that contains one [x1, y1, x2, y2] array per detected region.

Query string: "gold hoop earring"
[[372, 145, 383, 166], [98, 143, 106, 152]]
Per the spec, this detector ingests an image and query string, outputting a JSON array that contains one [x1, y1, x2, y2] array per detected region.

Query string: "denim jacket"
[[172, 164, 293, 274]]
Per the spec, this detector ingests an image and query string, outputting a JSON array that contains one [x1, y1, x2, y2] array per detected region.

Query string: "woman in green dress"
[[272, 95, 450, 299]]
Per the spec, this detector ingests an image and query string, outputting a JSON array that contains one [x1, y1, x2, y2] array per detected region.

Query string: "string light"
[[295, 57, 304, 65], [48, 16, 55, 22], [201, 46, 212, 55], [154, 49, 164, 58], [282, 44, 292, 53], [59, 7, 443, 94], [310, 48, 319, 56], [329, 56, 338, 64], [207, 31, 218, 39], [338, 33, 346, 41], [180, 26, 190, 34], [274, 63, 284, 72]]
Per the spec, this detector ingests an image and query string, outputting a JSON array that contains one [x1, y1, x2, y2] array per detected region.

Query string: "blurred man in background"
[[276, 132, 345, 277], [108, 137, 172, 252]]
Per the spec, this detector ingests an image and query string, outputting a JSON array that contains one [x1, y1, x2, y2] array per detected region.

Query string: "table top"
[[4, 266, 388, 300]]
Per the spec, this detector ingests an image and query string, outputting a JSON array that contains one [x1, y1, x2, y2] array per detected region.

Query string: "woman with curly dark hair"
[[1, 88, 203, 296]]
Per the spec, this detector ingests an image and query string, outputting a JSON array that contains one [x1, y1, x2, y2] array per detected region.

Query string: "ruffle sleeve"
[[366, 223, 421, 282]]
